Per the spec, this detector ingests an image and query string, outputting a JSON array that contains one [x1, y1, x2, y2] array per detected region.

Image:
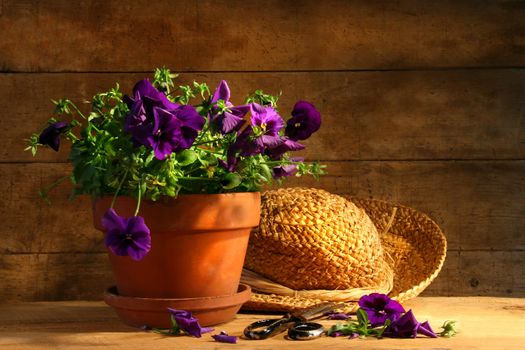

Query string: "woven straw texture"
[[241, 188, 447, 312]]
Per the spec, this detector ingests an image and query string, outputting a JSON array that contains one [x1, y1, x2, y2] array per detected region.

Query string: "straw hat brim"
[[241, 196, 447, 312]]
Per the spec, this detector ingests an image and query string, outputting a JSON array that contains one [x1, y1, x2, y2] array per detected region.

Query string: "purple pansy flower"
[[272, 158, 303, 179], [209, 80, 249, 134], [272, 164, 298, 178], [167, 308, 214, 338], [102, 208, 151, 261], [148, 108, 183, 160], [285, 101, 321, 141], [358, 293, 405, 327], [212, 331, 238, 344], [384, 309, 437, 338], [250, 103, 284, 148], [264, 137, 305, 160], [38, 121, 69, 151], [124, 79, 180, 146], [124, 79, 204, 158]]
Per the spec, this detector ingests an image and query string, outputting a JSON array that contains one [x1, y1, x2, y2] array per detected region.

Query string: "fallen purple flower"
[[385, 309, 437, 338], [348, 332, 359, 339], [358, 293, 405, 327], [212, 331, 238, 344], [167, 308, 214, 338], [326, 312, 351, 321], [329, 331, 344, 337]]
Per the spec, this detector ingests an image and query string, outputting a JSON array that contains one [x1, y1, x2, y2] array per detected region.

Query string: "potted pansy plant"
[[26, 68, 324, 327]]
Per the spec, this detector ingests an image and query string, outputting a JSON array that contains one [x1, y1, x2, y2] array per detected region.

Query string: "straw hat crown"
[[244, 188, 393, 291]]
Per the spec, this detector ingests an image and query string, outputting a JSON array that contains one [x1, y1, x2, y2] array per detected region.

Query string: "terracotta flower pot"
[[93, 192, 261, 299]]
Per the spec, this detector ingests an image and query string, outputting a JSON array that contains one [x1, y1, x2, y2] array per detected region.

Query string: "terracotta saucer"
[[104, 283, 251, 328]]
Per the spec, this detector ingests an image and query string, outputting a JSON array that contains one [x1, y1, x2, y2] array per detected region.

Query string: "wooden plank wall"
[[0, 1, 524, 301]]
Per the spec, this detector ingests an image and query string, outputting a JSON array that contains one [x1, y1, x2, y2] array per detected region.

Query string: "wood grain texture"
[[0, 251, 523, 301], [0, 299, 525, 350], [1, 161, 523, 253], [4, 70, 525, 163], [0, 253, 112, 301], [0, 0, 524, 72]]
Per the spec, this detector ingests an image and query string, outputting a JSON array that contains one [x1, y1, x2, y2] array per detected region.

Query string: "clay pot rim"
[[104, 283, 251, 312], [96, 191, 260, 202]]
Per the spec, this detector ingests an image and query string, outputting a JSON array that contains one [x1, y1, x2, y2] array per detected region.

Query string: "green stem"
[[70, 102, 87, 120], [134, 181, 142, 216], [39, 175, 69, 202], [110, 169, 129, 209], [179, 176, 218, 181]]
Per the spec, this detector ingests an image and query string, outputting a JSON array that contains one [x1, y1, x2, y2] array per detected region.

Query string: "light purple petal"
[[211, 80, 231, 103], [327, 312, 351, 321]]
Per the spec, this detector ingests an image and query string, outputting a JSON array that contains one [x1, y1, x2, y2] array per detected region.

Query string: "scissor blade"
[[292, 302, 339, 321]]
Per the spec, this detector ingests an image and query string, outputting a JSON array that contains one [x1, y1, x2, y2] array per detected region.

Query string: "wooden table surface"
[[0, 297, 524, 349]]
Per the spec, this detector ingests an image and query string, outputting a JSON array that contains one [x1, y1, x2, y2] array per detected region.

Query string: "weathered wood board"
[[3, 70, 524, 163], [0, 251, 523, 301], [1, 1, 524, 72], [0, 1, 523, 301], [1, 298, 525, 350]]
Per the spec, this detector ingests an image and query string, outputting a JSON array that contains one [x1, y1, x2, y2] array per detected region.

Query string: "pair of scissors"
[[243, 302, 338, 340]]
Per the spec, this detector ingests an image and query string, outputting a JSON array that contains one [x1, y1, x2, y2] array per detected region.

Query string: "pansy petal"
[[212, 334, 237, 343], [418, 321, 437, 338], [101, 208, 127, 233], [211, 80, 231, 103], [385, 299, 406, 314], [221, 112, 245, 134]]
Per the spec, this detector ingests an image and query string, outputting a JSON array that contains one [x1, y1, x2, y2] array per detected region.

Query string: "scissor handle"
[[243, 317, 300, 340]]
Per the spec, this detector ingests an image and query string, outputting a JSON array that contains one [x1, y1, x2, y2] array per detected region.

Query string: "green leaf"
[[439, 320, 458, 337], [221, 173, 242, 190], [176, 150, 198, 166], [356, 308, 369, 327]]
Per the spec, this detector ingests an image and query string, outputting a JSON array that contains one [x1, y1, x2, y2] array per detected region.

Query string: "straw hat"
[[241, 187, 447, 312]]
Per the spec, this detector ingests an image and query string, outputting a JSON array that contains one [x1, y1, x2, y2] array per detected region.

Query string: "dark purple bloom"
[[285, 101, 321, 141], [264, 137, 304, 160], [148, 108, 183, 160], [124, 79, 180, 146], [38, 121, 68, 151], [384, 309, 437, 338], [124, 79, 204, 158], [358, 293, 405, 327], [102, 208, 151, 261], [212, 331, 237, 344], [209, 80, 249, 134], [167, 308, 214, 338]]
